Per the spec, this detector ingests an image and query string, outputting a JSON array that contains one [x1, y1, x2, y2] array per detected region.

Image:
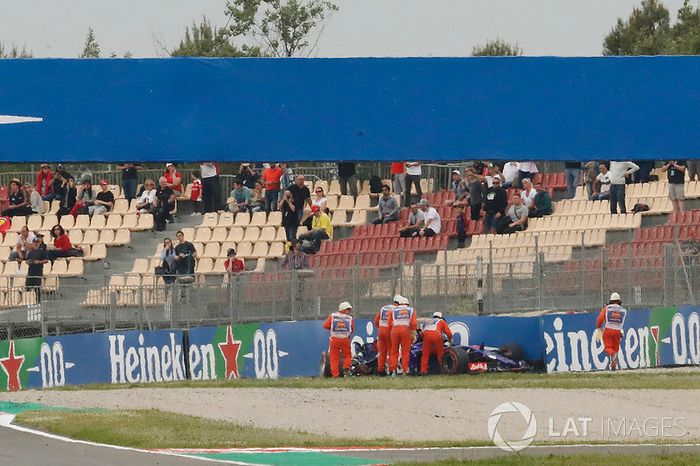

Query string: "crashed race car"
[[320, 333, 534, 377]]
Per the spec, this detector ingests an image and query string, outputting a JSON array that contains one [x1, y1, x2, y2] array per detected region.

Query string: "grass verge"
[[398, 455, 700, 466]]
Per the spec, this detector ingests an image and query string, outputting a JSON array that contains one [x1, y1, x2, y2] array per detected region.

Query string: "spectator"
[[152, 176, 176, 230], [454, 204, 467, 248], [225, 248, 245, 274], [449, 170, 468, 204], [281, 240, 309, 270], [483, 177, 508, 234], [189, 171, 203, 216], [56, 177, 77, 218], [584, 161, 598, 199], [465, 169, 484, 222], [1, 180, 32, 217], [279, 190, 299, 241], [47, 224, 82, 260], [229, 180, 253, 214], [391, 162, 406, 198], [518, 161, 538, 187], [404, 161, 422, 206], [90, 180, 114, 215], [496, 193, 529, 234], [520, 178, 537, 209], [687, 160, 700, 182], [609, 161, 640, 214], [502, 161, 520, 188], [9, 226, 36, 262], [35, 164, 53, 198], [163, 163, 182, 195], [564, 162, 582, 199], [174, 230, 197, 276], [485, 165, 505, 188], [280, 163, 294, 192], [250, 181, 265, 213], [24, 183, 44, 215], [337, 162, 358, 197], [156, 237, 177, 284], [117, 163, 139, 203], [415, 199, 441, 237], [298, 205, 332, 253], [303, 186, 329, 229], [239, 163, 258, 189], [288, 175, 312, 224], [69, 178, 97, 217], [199, 162, 221, 213], [45, 170, 68, 203], [661, 160, 687, 213], [262, 163, 283, 212], [591, 163, 611, 201], [399, 203, 425, 238], [633, 160, 654, 184], [136, 179, 157, 213], [530, 182, 553, 218], [373, 185, 399, 224], [25, 235, 48, 301]]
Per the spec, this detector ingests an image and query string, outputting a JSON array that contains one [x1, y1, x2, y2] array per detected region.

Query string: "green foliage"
[[79, 28, 100, 58], [0, 42, 32, 58], [225, 0, 339, 57], [171, 16, 262, 57], [472, 38, 523, 56]]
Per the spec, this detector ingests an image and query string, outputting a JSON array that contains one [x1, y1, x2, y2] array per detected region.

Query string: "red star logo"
[[218, 326, 241, 379], [0, 341, 25, 392]]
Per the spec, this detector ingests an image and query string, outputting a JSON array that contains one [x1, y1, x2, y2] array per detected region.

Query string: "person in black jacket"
[[482, 177, 508, 234], [337, 162, 358, 197], [56, 177, 77, 218]]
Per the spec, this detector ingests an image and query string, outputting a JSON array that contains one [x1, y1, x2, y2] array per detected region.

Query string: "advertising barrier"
[[0, 308, 698, 391]]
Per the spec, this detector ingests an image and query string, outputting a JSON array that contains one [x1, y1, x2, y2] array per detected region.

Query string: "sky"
[[0, 0, 691, 58]]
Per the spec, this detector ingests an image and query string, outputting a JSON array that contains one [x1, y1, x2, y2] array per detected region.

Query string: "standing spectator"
[[404, 161, 422, 206], [484, 165, 505, 188], [281, 240, 309, 270], [298, 205, 333, 253], [518, 161, 538, 186], [25, 235, 48, 301], [483, 177, 507, 234], [337, 162, 358, 198], [56, 177, 77, 218], [9, 226, 36, 262], [633, 160, 654, 184], [224, 248, 245, 275], [47, 225, 82, 260], [24, 183, 44, 215], [288, 175, 312, 224], [279, 190, 299, 241], [399, 203, 424, 238], [661, 160, 687, 213], [530, 182, 553, 218], [199, 162, 221, 213], [189, 172, 203, 215], [520, 178, 537, 210], [152, 177, 176, 230], [609, 161, 640, 214], [164, 163, 182, 195], [228, 180, 253, 214], [454, 204, 467, 248], [416, 199, 441, 237], [2, 180, 32, 217], [136, 179, 157, 213], [373, 185, 399, 224], [35, 164, 53, 198], [262, 163, 283, 212], [174, 230, 197, 276], [156, 237, 177, 284], [584, 161, 598, 199], [450, 170, 468, 204], [391, 162, 406, 198], [117, 163, 139, 203], [502, 161, 520, 188], [90, 180, 114, 215], [239, 163, 258, 189], [496, 193, 528, 234], [279, 163, 294, 192], [687, 160, 700, 181], [465, 170, 484, 222], [564, 161, 582, 199], [591, 163, 611, 201], [69, 179, 97, 217]]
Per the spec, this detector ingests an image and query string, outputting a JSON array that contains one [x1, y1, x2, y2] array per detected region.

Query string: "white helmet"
[[432, 311, 443, 319], [338, 301, 352, 312], [399, 296, 410, 305], [393, 294, 403, 304], [609, 292, 621, 302]]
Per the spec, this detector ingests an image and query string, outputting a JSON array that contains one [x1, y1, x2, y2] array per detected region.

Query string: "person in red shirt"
[[164, 163, 182, 195], [374, 295, 401, 376], [47, 224, 82, 261], [36, 164, 53, 198], [391, 162, 406, 198], [420, 311, 453, 375], [190, 172, 202, 215], [596, 292, 628, 370], [225, 248, 245, 274], [387, 296, 417, 376], [323, 301, 354, 378], [262, 163, 284, 212]]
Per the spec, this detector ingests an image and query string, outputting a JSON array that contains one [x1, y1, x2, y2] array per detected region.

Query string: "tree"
[[472, 38, 523, 56], [668, 0, 700, 54], [0, 42, 32, 58], [603, 0, 671, 55], [79, 28, 100, 58], [171, 16, 262, 57], [225, 0, 338, 57]]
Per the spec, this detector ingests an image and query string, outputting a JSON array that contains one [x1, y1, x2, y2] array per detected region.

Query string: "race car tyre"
[[499, 343, 525, 363], [320, 352, 332, 377], [442, 347, 470, 375]]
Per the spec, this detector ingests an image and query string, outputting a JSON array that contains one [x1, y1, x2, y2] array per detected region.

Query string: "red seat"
[[691, 211, 700, 225]]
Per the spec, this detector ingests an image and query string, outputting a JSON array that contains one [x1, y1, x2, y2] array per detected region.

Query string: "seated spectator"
[[591, 162, 611, 201], [151, 177, 176, 231], [47, 224, 83, 260], [483, 177, 508, 234], [69, 178, 97, 216], [449, 170, 468, 204], [45, 170, 68, 202], [454, 204, 467, 248], [155, 237, 177, 284], [281, 240, 309, 270], [24, 183, 44, 215], [520, 178, 537, 209], [2, 180, 32, 217], [502, 161, 520, 188], [9, 226, 36, 261], [173, 230, 197, 276], [415, 199, 441, 237], [25, 235, 48, 301], [298, 205, 332, 253], [136, 179, 157, 213], [36, 164, 53, 199], [250, 181, 265, 212], [229, 180, 253, 214], [530, 182, 553, 218], [279, 190, 299, 241], [56, 177, 77, 218], [496, 193, 528, 234], [303, 185, 329, 229], [225, 248, 245, 273], [91, 180, 114, 215], [399, 203, 425, 238], [373, 185, 399, 224], [164, 163, 182, 195]]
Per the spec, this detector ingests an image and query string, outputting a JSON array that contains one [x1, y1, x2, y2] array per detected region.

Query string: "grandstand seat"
[[252, 242, 269, 258], [73, 215, 90, 230], [137, 213, 154, 231], [64, 259, 84, 277], [331, 210, 347, 227], [87, 214, 106, 230], [267, 211, 282, 226], [347, 210, 367, 227], [259, 226, 277, 242], [178, 183, 193, 201], [250, 211, 267, 227], [236, 242, 254, 259], [353, 195, 371, 211], [106, 213, 122, 229], [234, 212, 250, 227], [218, 211, 235, 227], [26, 215, 42, 231], [194, 227, 212, 243], [326, 195, 339, 211], [328, 180, 341, 196], [203, 242, 221, 259], [337, 195, 355, 210], [195, 257, 214, 275], [127, 258, 149, 276], [121, 214, 138, 231], [243, 226, 261, 242], [48, 259, 68, 277], [111, 199, 129, 216], [267, 242, 284, 258], [212, 258, 227, 274], [68, 229, 83, 245], [201, 212, 219, 228], [227, 227, 245, 243], [275, 226, 288, 242]]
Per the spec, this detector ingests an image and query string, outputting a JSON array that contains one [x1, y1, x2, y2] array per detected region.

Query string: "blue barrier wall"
[[2, 57, 700, 162]]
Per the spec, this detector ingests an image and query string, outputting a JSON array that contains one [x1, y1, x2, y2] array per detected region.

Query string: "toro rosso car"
[[321, 333, 533, 377]]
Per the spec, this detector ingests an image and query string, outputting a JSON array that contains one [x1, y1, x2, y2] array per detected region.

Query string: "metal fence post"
[[580, 231, 586, 309], [476, 256, 484, 315]]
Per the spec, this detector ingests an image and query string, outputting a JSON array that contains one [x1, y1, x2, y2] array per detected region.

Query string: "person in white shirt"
[[520, 179, 537, 209], [485, 166, 505, 188], [416, 199, 441, 237], [518, 161, 538, 188], [608, 161, 640, 214], [591, 163, 611, 201], [199, 162, 221, 213], [136, 179, 157, 213], [405, 162, 422, 206], [9, 226, 36, 261], [502, 161, 520, 188]]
